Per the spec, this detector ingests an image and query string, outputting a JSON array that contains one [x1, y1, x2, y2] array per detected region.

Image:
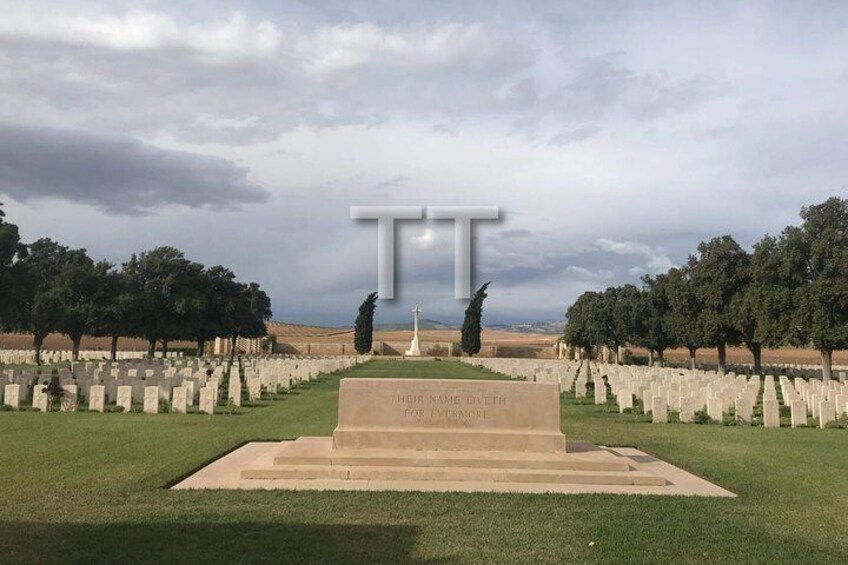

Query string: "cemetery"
[[2, 4, 848, 562], [1, 354, 847, 562]]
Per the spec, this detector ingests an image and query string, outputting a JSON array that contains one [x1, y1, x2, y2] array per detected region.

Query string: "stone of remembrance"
[[240, 378, 667, 490]]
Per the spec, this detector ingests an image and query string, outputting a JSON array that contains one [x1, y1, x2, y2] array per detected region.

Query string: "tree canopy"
[[0, 209, 272, 363], [461, 282, 490, 357], [562, 197, 848, 378], [354, 292, 378, 355]]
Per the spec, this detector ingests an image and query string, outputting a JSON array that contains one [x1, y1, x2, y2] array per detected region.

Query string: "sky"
[[0, 1, 846, 326]]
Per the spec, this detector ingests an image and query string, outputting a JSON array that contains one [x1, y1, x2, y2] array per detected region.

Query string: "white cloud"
[[595, 238, 674, 274], [411, 228, 439, 250], [1, 1, 847, 323], [565, 266, 614, 281], [0, 9, 281, 59]]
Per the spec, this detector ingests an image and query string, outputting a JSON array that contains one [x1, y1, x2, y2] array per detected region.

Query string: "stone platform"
[[172, 440, 735, 496], [172, 378, 734, 496]]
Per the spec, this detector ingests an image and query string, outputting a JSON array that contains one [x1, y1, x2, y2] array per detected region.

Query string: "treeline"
[[564, 197, 848, 380], [0, 204, 271, 364]]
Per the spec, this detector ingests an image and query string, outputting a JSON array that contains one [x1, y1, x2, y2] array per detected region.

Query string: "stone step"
[[242, 464, 666, 486], [274, 451, 630, 472]]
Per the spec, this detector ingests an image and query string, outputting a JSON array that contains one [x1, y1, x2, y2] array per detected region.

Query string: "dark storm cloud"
[[0, 123, 269, 214]]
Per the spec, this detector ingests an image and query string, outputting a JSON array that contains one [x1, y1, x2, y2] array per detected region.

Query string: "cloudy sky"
[[1, 1, 846, 325]]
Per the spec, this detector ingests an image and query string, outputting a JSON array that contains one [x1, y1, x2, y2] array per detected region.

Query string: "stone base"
[[171, 439, 736, 496]]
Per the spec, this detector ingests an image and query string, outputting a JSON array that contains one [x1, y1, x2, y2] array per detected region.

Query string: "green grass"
[[1, 359, 847, 564]]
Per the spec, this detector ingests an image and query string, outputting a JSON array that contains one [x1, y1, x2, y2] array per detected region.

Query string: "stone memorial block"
[[199, 386, 216, 414], [116, 386, 133, 412], [763, 399, 780, 428], [61, 385, 79, 411], [3, 384, 20, 409], [89, 385, 105, 412], [143, 387, 159, 413], [594, 382, 607, 405], [171, 386, 188, 414], [32, 385, 48, 411], [651, 396, 668, 423], [333, 378, 565, 452]]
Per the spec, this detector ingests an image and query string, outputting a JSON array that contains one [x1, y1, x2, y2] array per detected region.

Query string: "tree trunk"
[[821, 349, 833, 381], [717, 342, 727, 375], [161, 340, 169, 358], [229, 335, 238, 364], [656, 349, 665, 368], [749, 343, 763, 375], [147, 339, 156, 359], [71, 334, 82, 362], [647, 350, 654, 367], [33, 333, 44, 366], [688, 346, 697, 370], [196, 339, 206, 357], [110, 335, 119, 361]]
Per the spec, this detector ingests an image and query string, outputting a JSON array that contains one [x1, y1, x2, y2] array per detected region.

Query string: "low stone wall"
[[273, 341, 556, 358]]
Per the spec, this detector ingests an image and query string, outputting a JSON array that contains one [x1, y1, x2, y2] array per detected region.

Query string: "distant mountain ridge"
[[373, 319, 565, 334], [374, 319, 456, 331]]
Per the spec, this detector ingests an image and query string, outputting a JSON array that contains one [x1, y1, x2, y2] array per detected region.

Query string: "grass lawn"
[[1, 359, 847, 564]]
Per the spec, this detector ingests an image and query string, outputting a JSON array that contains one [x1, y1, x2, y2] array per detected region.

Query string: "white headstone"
[[33, 385, 48, 412], [790, 399, 807, 428], [707, 397, 723, 422], [652, 396, 667, 423], [116, 385, 132, 412], [171, 386, 187, 414], [818, 400, 835, 428], [200, 386, 216, 414], [61, 384, 78, 412], [3, 384, 20, 409], [228, 373, 242, 407], [679, 396, 695, 423], [734, 398, 752, 425], [88, 385, 105, 413], [143, 386, 159, 414], [763, 399, 780, 428]]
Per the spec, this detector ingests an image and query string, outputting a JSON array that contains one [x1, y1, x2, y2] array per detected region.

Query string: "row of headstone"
[[604, 363, 847, 428], [461, 357, 847, 429], [1, 354, 367, 413], [462, 357, 581, 392], [0, 349, 181, 365]]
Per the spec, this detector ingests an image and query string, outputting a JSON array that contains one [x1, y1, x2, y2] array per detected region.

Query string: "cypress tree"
[[354, 292, 378, 354], [461, 282, 490, 357]]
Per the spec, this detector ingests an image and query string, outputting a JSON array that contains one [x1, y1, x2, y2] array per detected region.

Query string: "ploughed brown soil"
[[0, 334, 193, 353], [266, 323, 558, 347], [2, 322, 844, 366], [267, 323, 846, 366]]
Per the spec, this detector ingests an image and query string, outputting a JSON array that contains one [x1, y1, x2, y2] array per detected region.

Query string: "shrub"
[[693, 409, 712, 425]]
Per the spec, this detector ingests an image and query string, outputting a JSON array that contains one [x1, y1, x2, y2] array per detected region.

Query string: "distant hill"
[[486, 320, 565, 335], [374, 319, 457, 331]]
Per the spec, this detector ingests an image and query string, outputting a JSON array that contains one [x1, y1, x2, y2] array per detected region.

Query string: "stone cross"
[[405, 304, 423, 356]]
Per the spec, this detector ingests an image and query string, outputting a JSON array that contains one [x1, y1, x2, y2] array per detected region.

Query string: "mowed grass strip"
[[1, 359, 846, 564]]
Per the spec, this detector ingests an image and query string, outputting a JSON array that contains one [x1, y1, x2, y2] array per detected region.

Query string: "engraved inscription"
[[390, 392, 508, 422]]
